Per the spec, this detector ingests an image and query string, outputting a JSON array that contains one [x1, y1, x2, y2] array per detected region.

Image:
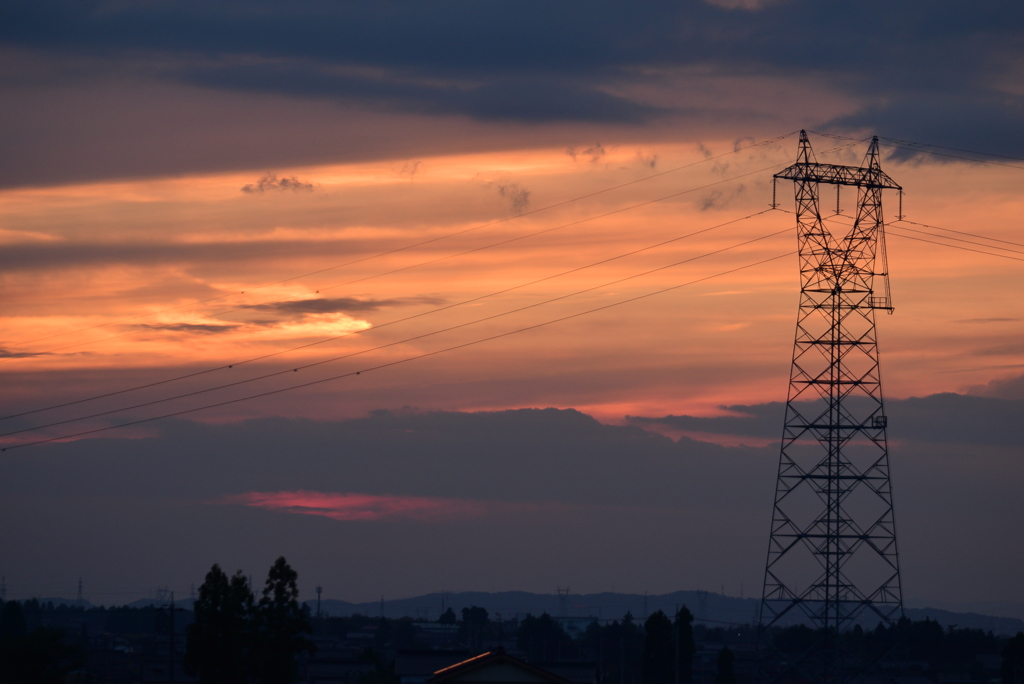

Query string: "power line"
[[808, 129, 1024, 170], [1, 210, 774, 422], [892, 224, 1024, 256], [895, 218, 1024, 251], [879, 136, 1024, 165], [881, 141, 1024, 171], [1, 224, 790, 439], [5, 139, 864, 422], [886, 229, 1024, 263], [12, 131, 799, 348], [1, 249, 794, 452], [2, 139, 862, 429], [792, 209, 1024, 264], [28, 159, 796, 356]]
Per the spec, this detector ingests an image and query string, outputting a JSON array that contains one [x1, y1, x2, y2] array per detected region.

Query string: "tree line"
[[2, 560, 1024, 684], [183, 556, 314, 684]]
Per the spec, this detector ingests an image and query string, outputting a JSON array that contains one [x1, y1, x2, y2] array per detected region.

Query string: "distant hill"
[[126, 597, 195, 611], [306, 590, 1024, 636], [24, 597, 94, 609]]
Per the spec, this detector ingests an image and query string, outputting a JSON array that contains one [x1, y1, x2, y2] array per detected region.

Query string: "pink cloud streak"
[[221, 490, 543, 522]]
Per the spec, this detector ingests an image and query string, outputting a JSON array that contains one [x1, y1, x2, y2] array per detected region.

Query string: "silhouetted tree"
[[642, 610, 673, 684], [439, 608, 456, 624], [374, 617, 392, 647], [713, 647, 735, 684], [1004, 632, 1024, 684], [674, 606, 695, 684], [185, 564, 256, 684], [0, 601, 84, 684], [357, 647, 398, 684], [517, 613, 574, 662], [393, 618, 417, 649], [461, 606, 489, 650], [254, 557, 315, 684], [581, 614, 644, 684], [0, 601, 26, 640]]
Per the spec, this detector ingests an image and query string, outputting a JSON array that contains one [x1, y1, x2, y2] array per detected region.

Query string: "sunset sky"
[[1, 2, 1023, 616]]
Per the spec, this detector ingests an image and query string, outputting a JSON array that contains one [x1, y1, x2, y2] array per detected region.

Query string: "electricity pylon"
[[759, 131, 903, 683]]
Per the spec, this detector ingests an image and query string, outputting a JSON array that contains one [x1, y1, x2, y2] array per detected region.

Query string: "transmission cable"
[[807, 129, 1024, 171], [791, 209, 1024, 264], [891, 224, 1024, 256], [14, 131, 799, 348], [29, 160, 800, 356], [886, 230, 1024, 263], [0, 224, 790, 439], [894, 218, 1024, 251], [1, 248, 795, 452], [34, 141, 849, 356], [0, 208, 774, 421], [5, 140, 862, 420], [0, 209, 775, 422], [881, 142, 1024, 171], [880, 136, 1024, 166]]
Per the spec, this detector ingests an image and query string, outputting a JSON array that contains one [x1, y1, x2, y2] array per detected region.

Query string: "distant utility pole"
[[77, 577, 83, 608], [556, 586, 570, 616], [169, 591, 176, 684], [673, 604, 679, 684], [760, 131, 904, 683], [316, 586, 323, 619]]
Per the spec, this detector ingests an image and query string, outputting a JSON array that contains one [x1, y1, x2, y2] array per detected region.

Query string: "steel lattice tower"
[[759, 131, 904, 683]]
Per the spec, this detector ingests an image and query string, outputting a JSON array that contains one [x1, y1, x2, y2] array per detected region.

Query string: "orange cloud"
[[220, 490, 560, 522], [1, 134, 1023, 430]]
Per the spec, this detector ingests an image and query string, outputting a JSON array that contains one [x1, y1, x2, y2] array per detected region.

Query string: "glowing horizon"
[[2, 133, 1023, 439]]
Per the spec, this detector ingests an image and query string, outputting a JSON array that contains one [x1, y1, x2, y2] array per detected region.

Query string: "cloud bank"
[[2, 2, 1022, 186], [0, 399, 1021, 605]]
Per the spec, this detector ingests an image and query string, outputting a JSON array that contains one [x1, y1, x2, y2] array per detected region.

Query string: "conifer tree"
[[1004, 632, 1024, 684], [674, 606, 696, 684], [642, 610, 673, 684], [184, 564, 255, 684], [254, 557, 314, 684], [714, 647, 736, 684]]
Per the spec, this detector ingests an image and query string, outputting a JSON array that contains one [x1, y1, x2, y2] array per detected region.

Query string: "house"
[[396, 650, 472, 684], [429, 648, 590, 684]]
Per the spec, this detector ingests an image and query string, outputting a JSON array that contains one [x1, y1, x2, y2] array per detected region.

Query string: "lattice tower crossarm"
[[759, 131, 903, 684]]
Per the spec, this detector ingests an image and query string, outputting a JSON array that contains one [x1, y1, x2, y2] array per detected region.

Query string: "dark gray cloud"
[[635, 151, 657, 168], [241, 172, 314, 193], [629, 388, 1024, 447], [185, 63, 667, 125], [968, 373, 1024, 401], [0, 346, 49, 358], [0, 402, 1020, 607], [250, 296, 444, 316], [698, 184, 746, 211], [0, 238, 397, 272], [829, 93, 1024, 167], [133, 322, 240, 335], [496, 182, 530, 214], [2, 1, 1022, 179], [567, 144, 607, 163], [0, 409, 734, 504]]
